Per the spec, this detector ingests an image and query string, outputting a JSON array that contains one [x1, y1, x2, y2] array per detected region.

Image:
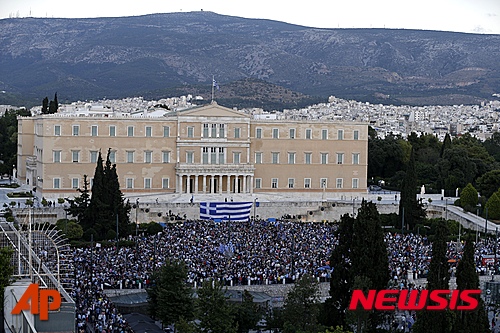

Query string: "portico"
[[175, 164, 255, 194]]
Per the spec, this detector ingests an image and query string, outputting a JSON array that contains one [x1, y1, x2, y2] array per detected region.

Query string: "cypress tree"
[[104, 148, 130, 237], [399, 147, 425, 231], [453, 236, 489, 333], [89, 151, 110, 238], [352, 200, 390, 291], [440, 133, 452, 158], [41, 97, 49, 114], [48, 92, 58, 114], [413, 219, 453, 333], [326, 213, 355, 328], [350, 200, 390, 333]]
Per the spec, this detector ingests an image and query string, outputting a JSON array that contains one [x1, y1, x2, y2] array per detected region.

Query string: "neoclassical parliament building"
[[17, 102, 368, 200]]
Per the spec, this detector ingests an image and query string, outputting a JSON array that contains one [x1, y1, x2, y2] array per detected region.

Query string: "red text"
[[349, 289, 480, 311]]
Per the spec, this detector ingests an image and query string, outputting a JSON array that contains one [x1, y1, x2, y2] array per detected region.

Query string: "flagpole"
[[211, 75, 215, 102]]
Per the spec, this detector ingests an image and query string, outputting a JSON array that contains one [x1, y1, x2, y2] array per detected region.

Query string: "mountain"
[[1, 11, 499, 109]]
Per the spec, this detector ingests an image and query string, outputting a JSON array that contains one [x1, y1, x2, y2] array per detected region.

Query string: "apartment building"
[[17, 102, 368, 199]]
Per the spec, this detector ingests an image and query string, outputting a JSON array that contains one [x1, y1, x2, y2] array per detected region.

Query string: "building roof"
[[166, 101, 249, 119]]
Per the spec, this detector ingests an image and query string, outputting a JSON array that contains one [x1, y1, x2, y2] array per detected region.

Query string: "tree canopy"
[[147, 260, 194, 329], [66, 149, 131, 240]]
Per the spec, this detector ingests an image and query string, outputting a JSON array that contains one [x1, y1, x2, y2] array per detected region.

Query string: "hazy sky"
[[1, 0, 499, 34]]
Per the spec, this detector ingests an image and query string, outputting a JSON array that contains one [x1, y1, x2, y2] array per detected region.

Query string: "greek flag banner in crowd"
[[199, 202, 253, 222]]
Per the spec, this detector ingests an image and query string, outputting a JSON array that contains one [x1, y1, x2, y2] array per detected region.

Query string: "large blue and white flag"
[[200, 202, 253, 221]]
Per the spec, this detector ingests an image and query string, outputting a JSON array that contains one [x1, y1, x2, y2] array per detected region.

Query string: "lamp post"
[[253, 197, 258, 220], [445, 198, 448, 220], [485, 207, 489, 235], [135, 198, 139, 237]]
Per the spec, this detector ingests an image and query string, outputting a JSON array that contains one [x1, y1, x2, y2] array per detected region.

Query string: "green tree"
[[89, 151, 108, 238], [41, 96, 49, 114], [453, 236, 489, 333], [196, 280, 236, 333], [485, 192, 500, 220], [65, 174, 91, 230], [454, 132, 495, 178], [320, 327, 353, 333], [55, 219, 83, 239], [413, 219, 452, 333], [483, 132, 500, 162], [346, 276, 372, 333], [460, 183, 479, 212], [87, 150, 130, 240], [65, 221, 84, 239], [0, 108, 30, 175], [436, 147, 478, 191], [399, 147, 426, 231], [325, 214, 355, 328], [440, 133, 452, 158], [477, 170, 500, 199], [104, 149, 131, 239], [233, 290, 263, 333], [351, 200, 390, 332], [0, 247, 14, 328], [147, 260, 194, 331], [368, 133, 405, 181], [48, 92, 58, 114], [282, 274, 321, 333]]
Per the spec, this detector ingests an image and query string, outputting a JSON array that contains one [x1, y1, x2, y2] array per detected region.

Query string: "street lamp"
[[253, 197, 258, 220], [135, 198, 139, 237], [445, 198, 448, 220]]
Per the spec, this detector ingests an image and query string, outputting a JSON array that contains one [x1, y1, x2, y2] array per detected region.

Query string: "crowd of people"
[[69, 219, 500, 332]]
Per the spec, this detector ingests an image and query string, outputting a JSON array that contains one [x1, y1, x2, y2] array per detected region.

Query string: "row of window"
[[52, 177, 359, 190], [256, 178, 360, 189], [53, 150, 171, 164], [53, 177, 171, 190], [52, 149, 360, 165], [53, 124, 359, 140], [257, 128, 358, 140], [258, 152, 360, 165], [55, 124, 171, 137]]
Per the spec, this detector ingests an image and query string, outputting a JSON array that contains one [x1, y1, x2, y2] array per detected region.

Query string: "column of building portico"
[[176, 174, 182, 193], [203, 175, 207, 194], [249, 175, 254, 194], [186, 175, 191, 193], [219, 175, 223, 194], [210, 175, 215, 193], [226, 175, 231, 194], [194, 175, 199, 194]]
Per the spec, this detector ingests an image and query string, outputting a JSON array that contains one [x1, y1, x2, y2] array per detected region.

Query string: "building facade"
[[17, 102, 368, 200]]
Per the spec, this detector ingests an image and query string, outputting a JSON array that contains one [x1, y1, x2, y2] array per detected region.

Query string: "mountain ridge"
[[1, 11, 499, 109]]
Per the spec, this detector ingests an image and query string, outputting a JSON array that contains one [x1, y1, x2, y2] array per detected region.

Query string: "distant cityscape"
[[3, 93, 500, 140]]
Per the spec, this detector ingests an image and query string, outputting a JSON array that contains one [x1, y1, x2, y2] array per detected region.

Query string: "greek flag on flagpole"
[[212, 78, 220, 90], [200, 202, 253, 221]]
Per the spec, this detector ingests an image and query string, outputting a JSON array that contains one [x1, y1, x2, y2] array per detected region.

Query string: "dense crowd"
[[70, 219, 500, 332]]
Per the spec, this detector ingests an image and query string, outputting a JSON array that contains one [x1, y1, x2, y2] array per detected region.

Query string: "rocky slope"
[[1, 11, 499, 108]]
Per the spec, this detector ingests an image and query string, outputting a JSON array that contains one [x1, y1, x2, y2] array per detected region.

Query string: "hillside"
[[1, 11, 499, 109]]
